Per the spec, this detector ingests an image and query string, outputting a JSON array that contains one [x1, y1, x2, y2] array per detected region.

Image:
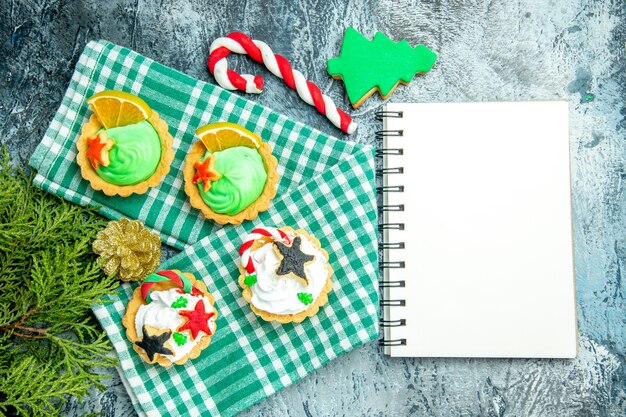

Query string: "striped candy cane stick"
[[140, 270, 194, 303], [239, 227, 291, 274], [208, 32, 357, 135]]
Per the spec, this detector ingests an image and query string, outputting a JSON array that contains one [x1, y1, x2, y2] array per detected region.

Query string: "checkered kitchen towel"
[[29, 40, 370, 250], [32, 41, 379, 416]]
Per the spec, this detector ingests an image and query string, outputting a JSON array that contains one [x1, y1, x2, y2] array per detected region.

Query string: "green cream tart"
[[95, 120, 161, 186], [197, 147, 267, 215]]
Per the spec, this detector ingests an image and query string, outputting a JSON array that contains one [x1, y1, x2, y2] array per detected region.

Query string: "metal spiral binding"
[[379, 339, 407, 346], [380, 299, 406, 307], [377, 110, 407, 347], [380, 319, 406, 327], [377, 185, 404, 193], [375, 130, 403, 140], [375, 147, 403, 156], [379, 223, 405, 231], [375, 110, 404, 121], [380, 204, 405, 212], [377, 167, 404, 175]]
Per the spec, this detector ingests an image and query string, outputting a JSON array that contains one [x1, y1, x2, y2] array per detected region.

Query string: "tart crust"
[[122, 271, 217, 367], [76, 112, 175, 197], [238, 227, 333, 324], [183, 136, 279, 225]]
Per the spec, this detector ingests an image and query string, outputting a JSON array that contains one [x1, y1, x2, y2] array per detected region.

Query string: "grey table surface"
[[1, 0, 625, 416]]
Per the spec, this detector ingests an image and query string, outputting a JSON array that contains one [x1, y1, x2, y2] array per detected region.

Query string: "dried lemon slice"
[[87, 90, 152, 129], [195, 122, 262, 152]]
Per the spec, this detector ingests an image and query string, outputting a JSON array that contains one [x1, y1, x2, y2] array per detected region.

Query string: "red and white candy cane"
[[239, 227, 291, 274], [208, 32, 357, 135]]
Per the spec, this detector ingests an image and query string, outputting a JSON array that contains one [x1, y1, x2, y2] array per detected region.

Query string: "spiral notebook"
[[379, 101, 578, 358]]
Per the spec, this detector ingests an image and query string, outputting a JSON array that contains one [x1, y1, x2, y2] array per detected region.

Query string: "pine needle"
[[0, 147, 119, 416]]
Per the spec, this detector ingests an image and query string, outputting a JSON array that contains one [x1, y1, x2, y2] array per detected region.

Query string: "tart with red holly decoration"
[[122, 269, 218, 366], [182, 122, 279, 224], [76, 90, 175, 197]]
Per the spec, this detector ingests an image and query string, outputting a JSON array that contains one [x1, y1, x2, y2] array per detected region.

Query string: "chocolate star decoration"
[[135, 325, 174, 362], [273, 236, 315, 284]]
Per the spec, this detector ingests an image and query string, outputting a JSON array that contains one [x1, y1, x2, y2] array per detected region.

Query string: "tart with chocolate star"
[[238, 226, 333, 323], [183, 122, 279, 224], [122, 269, 218, 366], [76, 90, 175, 196]]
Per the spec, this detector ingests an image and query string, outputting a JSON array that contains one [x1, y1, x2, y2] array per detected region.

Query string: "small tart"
[[183, 123, 279, 225], [122, 270, 218, 367], [76, 112, 175, 197], [238, 226, 333, 323]]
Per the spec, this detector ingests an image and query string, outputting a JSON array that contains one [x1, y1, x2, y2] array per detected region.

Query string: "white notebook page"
[[382, 101, 577, 358]]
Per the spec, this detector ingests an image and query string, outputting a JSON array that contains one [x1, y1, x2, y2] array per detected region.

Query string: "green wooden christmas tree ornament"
[[328, 27, 437, 108]]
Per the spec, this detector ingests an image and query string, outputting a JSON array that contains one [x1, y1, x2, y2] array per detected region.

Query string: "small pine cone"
[[93, 218, 161, 282]]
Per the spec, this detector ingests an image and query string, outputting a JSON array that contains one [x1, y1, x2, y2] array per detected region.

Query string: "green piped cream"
[[197, 147, 267, 215], [95, 121, 161, 186]]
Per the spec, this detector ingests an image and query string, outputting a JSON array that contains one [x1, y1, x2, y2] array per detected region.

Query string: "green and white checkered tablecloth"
[[30, 40, 372, 251], [30, 41, 380, 417]]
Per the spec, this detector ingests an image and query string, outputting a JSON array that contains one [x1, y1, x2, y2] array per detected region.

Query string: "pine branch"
[[0, 147, 120, 415], [0, 356, 89, 416]]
